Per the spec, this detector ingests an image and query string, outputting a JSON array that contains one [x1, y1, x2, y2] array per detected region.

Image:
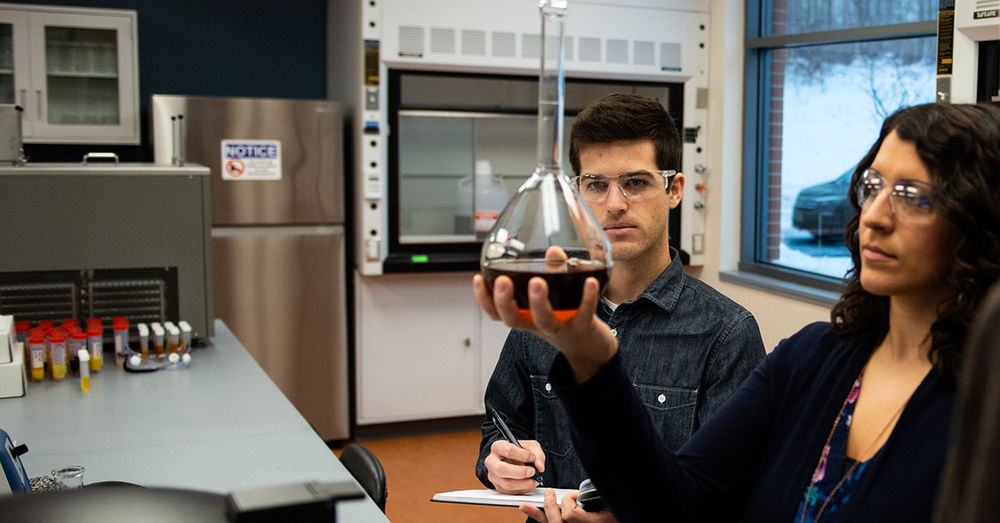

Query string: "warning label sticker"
[[221, 139, 282, 181]]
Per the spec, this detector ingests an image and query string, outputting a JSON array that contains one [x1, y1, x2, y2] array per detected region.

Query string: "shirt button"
[[658, 394, 666, 404], [545, 383, 552, 392], [610, 328, 618, 337]]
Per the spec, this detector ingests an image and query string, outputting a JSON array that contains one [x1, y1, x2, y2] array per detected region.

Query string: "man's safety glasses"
[[571, 170, 676, 203]]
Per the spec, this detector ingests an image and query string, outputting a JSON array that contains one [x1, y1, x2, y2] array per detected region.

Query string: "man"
[[474, 93, 766, 500]]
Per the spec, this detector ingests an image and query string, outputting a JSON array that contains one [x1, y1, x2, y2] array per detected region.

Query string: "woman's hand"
[[473, 272, 617, 383], [520, 490, 617, 523]]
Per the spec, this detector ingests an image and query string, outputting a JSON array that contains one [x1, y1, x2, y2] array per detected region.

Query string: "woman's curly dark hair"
[[831, 103, 1000, 382]]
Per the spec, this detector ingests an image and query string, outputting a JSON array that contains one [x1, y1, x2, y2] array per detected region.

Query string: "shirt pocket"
[[530, 374, 573, 458], [633, 383, 698, 452]]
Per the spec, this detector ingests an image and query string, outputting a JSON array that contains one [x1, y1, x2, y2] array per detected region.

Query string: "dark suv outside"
[[792, 169, 854, 239]]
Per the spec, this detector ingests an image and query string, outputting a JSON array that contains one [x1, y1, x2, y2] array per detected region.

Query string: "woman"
[[473, 102, 1000, 522]]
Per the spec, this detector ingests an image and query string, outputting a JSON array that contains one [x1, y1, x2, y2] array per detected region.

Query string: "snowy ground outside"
[[773, 54, 935, 279]]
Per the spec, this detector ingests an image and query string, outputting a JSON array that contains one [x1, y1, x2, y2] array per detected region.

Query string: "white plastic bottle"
[[455, 175, 473, 234], [473, 160, 509, 240]]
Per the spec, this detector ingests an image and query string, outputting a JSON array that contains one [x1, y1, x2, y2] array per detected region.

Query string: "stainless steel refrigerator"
[[151, 95, 349, 441]]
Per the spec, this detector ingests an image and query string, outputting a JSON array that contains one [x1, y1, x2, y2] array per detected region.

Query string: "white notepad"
[[431, 487, 575, 508]]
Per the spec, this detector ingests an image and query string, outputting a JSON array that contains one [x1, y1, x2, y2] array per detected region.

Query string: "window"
[[741, 0, 939, 292]]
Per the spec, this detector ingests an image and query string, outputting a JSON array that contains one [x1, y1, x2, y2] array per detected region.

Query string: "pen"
[[491, 408, 544, 486]]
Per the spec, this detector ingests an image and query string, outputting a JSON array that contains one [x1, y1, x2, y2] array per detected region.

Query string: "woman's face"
[[858, 130, 959, 304]]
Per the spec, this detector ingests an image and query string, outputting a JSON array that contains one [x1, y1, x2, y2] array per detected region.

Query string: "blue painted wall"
[[20, 0, 328, 161]]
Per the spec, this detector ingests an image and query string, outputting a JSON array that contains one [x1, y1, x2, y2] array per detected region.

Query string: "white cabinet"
[[355, 272, 510, 424], [0, 3, 138, 144], [479, 308, 509, 412]]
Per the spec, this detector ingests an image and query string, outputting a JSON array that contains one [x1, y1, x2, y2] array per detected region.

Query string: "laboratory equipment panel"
[[0, 163, 214, 340]]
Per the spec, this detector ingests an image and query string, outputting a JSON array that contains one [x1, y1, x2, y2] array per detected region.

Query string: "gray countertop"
[[0, 162, 210, 175], [0, 320, 387, 521]]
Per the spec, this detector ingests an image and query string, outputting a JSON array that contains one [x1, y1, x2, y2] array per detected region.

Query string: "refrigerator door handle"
[[211, 225, 344, 238]]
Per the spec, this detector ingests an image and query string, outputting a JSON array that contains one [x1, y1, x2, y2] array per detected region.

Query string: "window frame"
[[739, 1, 938, 300]]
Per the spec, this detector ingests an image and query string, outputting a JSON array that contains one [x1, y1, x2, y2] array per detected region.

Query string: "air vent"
[[521, 33, 540, 59], [399, 26, 424, 57], [634, 41, 655, 65], [0, 282, 76, 322], [607, 39, 628, 64], [660, 42, 681, 72], [89, 279, 166, 326], [579, 37, 600, 62], [492, 31, 515, 57], [684, 126, 700, 143], [462, 30, 487, 56], [0, 267, 176, 332], [431, 27, 456, 54]]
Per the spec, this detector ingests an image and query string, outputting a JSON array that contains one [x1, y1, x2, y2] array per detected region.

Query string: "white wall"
[[684, 0, 832, 352]]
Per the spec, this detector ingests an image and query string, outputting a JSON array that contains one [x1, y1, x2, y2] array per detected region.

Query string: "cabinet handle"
[[463, 337, 471, 348], [35, 90, 42, 120], [82, 152, 120, 166]]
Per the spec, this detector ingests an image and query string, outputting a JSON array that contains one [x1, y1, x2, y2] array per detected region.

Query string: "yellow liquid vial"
[[80, 375, 90, 392], [52, 364, 67, 380], [30, 367, 44, 381], [90, 356, 102, 372]]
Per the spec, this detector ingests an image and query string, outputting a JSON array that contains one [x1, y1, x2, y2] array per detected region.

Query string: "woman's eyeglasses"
[[857, 168, 935, 222], [571, 170, 676, 203]]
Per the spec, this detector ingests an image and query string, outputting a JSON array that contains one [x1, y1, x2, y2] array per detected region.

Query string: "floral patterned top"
[[796, 373, 884, 522]]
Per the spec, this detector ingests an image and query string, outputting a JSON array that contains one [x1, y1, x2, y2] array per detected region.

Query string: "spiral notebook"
[[431, 487, 575, 508]]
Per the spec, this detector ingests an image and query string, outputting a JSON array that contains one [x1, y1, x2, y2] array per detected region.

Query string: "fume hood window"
[[386, 70, 682, 272], [741, 0, 937, 290]]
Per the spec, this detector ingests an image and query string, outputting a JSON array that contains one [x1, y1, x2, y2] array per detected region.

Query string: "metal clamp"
[[81, 152, 120, 166]]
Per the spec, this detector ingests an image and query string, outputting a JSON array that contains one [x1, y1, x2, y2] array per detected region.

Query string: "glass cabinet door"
[[0, 24, 13, 104], [26, 10, 137, 143], [43, 26, 119, 125], [0, 9, 29, 113]]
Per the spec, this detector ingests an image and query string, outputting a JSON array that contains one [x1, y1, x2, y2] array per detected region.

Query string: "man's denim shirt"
[[477, 248, 766, 490]]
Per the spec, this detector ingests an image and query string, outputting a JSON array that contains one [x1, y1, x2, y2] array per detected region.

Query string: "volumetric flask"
[[480, 0, 612, 325]]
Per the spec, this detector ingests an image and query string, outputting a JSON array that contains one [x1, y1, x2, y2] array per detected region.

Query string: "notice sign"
[[221, 139, 282, 181]]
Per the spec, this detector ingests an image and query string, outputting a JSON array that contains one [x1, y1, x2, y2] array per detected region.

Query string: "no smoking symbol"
[[225, 159, 246, 177]]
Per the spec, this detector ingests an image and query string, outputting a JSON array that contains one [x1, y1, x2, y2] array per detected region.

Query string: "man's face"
[[577, 139, 683, 264]]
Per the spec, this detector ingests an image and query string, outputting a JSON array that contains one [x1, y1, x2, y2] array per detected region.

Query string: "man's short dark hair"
[[568, 92, 682, 176]]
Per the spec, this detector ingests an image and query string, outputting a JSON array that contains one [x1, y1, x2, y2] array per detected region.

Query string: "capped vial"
[[78, 349, 90, 392], [151, 323, 165, 361], [86, 324, 103, 373], [49, 329, 68, 380], [112, 317, 129, 368], [27, 329, 46, 382], [178, 321, 192, 358], [136, 323, 150, 359]]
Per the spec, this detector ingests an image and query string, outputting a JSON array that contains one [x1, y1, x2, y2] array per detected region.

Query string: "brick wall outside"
[[765, 0, 788, 261]]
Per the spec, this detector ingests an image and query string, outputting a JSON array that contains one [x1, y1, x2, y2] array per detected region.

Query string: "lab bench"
[[0, 319, 387, 521]]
